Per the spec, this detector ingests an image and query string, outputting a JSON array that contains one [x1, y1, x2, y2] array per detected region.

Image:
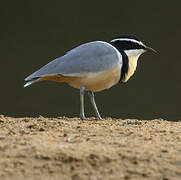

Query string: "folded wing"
[[25, 41, 122, 82]]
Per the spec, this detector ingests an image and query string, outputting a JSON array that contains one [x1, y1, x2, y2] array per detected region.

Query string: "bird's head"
[[110, 35, 156, 59]]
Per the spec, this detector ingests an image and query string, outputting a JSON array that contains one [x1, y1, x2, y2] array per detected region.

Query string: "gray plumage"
[[24, 36, 156, 119], [25, 41, 122, 81]]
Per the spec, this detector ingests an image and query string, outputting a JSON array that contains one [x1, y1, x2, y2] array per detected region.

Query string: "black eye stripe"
[[110, 40, 145, 51], [118, 41, 144, 50]]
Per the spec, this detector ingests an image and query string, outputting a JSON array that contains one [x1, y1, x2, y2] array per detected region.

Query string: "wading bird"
[[24, 35, 156, 119]]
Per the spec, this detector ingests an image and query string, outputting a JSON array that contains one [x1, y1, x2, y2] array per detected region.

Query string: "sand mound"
[[0, 115, 180, 180]]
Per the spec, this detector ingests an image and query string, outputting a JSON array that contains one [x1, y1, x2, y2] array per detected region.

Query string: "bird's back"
[[25, 41, 122, 81]]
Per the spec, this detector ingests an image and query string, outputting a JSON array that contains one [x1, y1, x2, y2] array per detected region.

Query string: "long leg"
[[80, 86, 86, 119], [88, 91, 102, 120]]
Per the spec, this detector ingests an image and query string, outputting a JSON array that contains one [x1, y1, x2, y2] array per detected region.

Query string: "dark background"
[[0, 1, 180, 120]]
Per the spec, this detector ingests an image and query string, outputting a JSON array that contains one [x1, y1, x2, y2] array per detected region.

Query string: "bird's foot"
[[80, 114, 86, 120], [96, 116, 103, 120]]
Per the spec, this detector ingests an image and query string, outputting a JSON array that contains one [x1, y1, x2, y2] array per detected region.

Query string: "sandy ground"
[[0, 115, 180, 180]]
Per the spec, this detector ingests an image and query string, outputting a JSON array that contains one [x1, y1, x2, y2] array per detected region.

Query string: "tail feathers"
[[24, 80, 36, 88]]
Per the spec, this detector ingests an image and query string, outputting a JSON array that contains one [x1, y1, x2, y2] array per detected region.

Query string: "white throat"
[[124, 49, 145, 57]]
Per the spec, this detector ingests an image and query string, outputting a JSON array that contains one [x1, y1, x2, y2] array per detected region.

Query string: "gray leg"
[[80, 86, 86, 119], [88, 92, 102, 120]]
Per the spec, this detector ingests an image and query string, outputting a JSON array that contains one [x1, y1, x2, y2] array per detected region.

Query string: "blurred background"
[[0, 1, 180, 120]]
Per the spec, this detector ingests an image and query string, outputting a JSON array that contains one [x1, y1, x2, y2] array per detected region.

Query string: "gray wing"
[[25, 41, 122, 81]]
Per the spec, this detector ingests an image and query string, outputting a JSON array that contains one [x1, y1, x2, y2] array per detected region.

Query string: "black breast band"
[[119, 51, 129, 83]]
